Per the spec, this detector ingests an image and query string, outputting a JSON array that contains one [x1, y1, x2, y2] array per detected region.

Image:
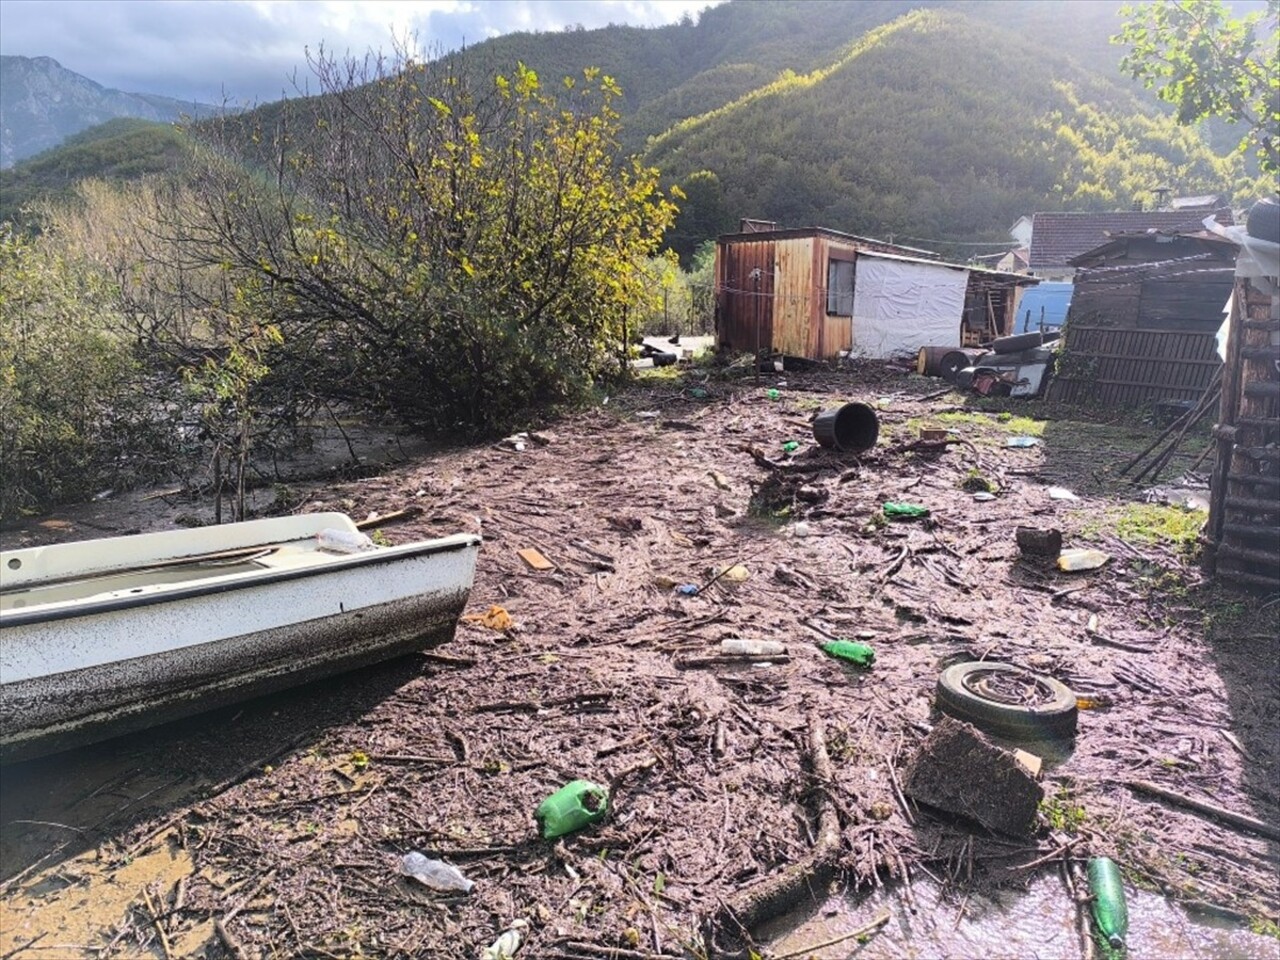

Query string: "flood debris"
[[1058, 548, 1110, 571], [517, 547, 554, 570], [535, 780, 609, 839], [1016, 525, 1063, 557], [3, 364, 1276, 958], [400, 852, 475, 893], [903, 717, 1045, 838], [1087, 856, 1129, 949]]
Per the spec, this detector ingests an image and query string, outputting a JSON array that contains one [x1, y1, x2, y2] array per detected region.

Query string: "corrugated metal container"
[[1205, 275, 1280, 592]]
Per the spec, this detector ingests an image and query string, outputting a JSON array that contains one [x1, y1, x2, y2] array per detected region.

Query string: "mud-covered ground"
[[2, 364, 1277, 959]]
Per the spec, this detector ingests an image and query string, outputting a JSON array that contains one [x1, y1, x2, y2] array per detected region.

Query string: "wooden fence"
[[1047, 325, 1221, 407]]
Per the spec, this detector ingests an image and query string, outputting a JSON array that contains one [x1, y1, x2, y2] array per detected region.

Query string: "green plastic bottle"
[[767, 389, 781, 400], [535, 780, 609, 839], [883, 502, 929, 519], [821, 640, 875, 668], [1088, 856, 1128, 949], [782, 440, 800, 453]]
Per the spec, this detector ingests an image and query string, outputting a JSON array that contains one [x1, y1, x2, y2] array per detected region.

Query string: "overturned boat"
[[0, 513, 481, 762]]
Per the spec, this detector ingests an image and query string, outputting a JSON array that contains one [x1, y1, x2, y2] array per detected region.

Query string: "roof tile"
[[1028, 209, 1234, 269]]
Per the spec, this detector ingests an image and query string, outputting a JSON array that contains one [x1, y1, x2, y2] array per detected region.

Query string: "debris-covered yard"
[[2, 364, 1278, 959]]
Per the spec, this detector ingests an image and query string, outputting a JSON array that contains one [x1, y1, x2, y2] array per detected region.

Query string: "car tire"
[[936, 661, 1077, 738]]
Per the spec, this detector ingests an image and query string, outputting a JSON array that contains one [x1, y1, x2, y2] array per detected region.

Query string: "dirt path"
[[2, 366, 1276, 958]]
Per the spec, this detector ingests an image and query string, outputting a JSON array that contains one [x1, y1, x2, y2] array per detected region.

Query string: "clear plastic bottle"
[[317, 528, 375, 554], [400, 852, 474, 893]]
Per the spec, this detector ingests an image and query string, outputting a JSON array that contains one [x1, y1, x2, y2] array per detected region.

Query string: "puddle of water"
[[0, 840, 206, 958], [762, 873, 1279, 960]]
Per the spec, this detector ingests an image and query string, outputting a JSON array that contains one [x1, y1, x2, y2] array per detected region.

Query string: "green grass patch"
[[935, 410, 1046, 436], [1077, 502, 1205, 551]]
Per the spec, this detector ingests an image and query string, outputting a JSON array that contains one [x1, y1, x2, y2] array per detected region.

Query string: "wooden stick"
[[772, 908, 892, 960], [355, 506, 422, 530], [141, 887, 174, 960], [1127, 780, 1280, 841], [215, 919, 248, 960]]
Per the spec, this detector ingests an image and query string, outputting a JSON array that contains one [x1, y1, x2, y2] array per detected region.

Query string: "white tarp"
[[851, 255, 969, 358]]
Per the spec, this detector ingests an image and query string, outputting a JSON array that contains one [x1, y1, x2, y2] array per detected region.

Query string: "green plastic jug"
[[535, 780, 609, 839], [1088, 856, 1128, 948], [821, 640, 875, 668]]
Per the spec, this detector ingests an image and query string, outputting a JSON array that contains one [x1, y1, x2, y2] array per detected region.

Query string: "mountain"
[[0, 55, 219, 168]]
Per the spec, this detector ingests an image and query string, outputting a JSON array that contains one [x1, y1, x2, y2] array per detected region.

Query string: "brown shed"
[[1048, 232, 1236, 407], [715, 226, 1033, 361]]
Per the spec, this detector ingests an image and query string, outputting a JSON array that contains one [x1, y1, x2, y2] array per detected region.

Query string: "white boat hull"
[[0, 515, 480, 762]]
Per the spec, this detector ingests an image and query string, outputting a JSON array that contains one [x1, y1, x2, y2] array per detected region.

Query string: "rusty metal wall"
[[1047, 326, 1221, 406], [716, 238, 775, 355], [1206, 277, 1280, 592]]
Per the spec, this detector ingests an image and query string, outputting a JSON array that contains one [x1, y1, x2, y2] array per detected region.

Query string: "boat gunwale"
[[0, 533, 480, 629]]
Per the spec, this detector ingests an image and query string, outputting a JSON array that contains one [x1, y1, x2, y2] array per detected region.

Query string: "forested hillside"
[[644, 8, 1250, 258], [0, 118, 188, 224], [1, 0, 1268, 254]]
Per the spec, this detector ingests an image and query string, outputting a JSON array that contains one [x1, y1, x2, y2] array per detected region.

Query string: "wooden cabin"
[[713, 225, 1034, 361], [1048, 232, 1236, 406]]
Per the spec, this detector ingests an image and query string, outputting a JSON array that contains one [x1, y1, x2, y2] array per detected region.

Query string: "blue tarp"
[[1014, 282, 1073, 333]]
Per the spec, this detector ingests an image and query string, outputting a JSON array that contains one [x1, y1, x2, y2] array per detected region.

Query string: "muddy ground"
[[1, 363, 1277, 959]]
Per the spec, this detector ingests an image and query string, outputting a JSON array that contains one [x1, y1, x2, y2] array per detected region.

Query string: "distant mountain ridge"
[[0, 55, 221, 168]]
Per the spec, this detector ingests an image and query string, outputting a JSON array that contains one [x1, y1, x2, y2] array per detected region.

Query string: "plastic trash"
[[791, 521, 812, 537], [720, 639, 786, 657], [462, 605, 513, 631], [782, 440, 800, 453], [883, 502, 929, 520], [1088, 856, 1128, 948], [317, 528, 375, 553], [400, 852, 474, 893], [767, 388, 781, 400], [675, 583, 700, 596], [1006, 436, 1041, 447], [973, 492, 997, 502], [821, 640, 875, 668], [712, 564, 750, 583], [535, 780, 609, 839], [1058, 548, 1110, 571], [1047, 486, 1079, 500], [482, 920, 528, 960]]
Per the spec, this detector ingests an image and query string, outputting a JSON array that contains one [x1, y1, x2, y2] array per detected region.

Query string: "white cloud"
[[0, 0, 720, 104]]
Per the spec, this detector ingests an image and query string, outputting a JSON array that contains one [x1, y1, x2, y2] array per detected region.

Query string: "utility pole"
[[750, 267, 762, 384]]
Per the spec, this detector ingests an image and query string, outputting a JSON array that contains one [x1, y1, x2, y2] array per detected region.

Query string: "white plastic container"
[[720, 639, 786, 657]]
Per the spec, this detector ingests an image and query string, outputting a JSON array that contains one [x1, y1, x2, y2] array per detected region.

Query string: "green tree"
[[1115, 0, 1280, 177], [0, 227, 172, 518], [666, 169, 732, 266], [179, 50, 678, 437]]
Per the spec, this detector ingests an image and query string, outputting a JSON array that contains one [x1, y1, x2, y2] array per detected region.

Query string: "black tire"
[[936, 661, 1077, 738], [990, 331, 1061, 355], [1247, 197, 1279, 244]]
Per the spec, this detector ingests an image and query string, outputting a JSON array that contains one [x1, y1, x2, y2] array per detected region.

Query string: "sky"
[[0, 0, 722, 105]]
